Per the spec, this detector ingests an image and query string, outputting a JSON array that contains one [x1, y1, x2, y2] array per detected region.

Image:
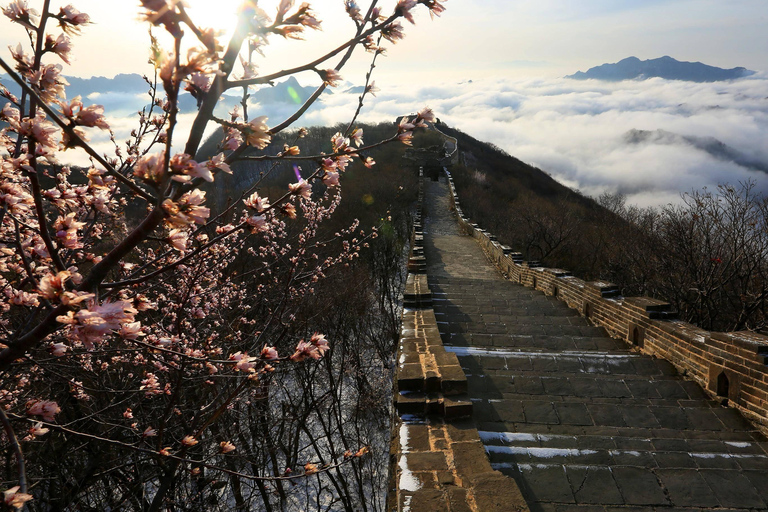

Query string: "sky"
[[1, 0, 767, 207]]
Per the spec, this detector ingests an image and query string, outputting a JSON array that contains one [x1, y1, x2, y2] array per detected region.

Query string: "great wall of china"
[[387, 142, 768, 511]]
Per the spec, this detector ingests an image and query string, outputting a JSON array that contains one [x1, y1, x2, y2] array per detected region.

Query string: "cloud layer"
[[298, 74, 768, 207], [74, 74, 768, 208]]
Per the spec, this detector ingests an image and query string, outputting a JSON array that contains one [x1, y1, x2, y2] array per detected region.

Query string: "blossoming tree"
[[0, 0, 443, 509]]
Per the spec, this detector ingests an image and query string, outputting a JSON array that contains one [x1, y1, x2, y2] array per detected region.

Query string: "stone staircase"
[[388, 175, 529, 512], [417, 175, 768, 512]]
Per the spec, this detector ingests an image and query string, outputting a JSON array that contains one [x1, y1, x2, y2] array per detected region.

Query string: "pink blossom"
[[398, 132, 414, 145], [45, 33, 73, 64], [39, 270, 71, 299], [336, 155, 353, 171], [54, 212, 86, 249], [3, 486, 33, 509], [167, 229, 189, 252], [243, 116, 271, 149], [22, 114, 59, 155], [261, 346, 279, 360], [294, 3, 321, 30], [238, 56, 259, 80], [320, 69, 343, 88], [7, 289, 39, 307], [364, 156, 376, 168], [422, 0, 447, 19], [344, 0, 362, 21], [58, 4, 90, 33], [322, 171, 339, 187], [3, 1, 39, 30], [229, 351, 256, 371], [396, 0, 417, 24], [244, 192, 270, 212], [143, 427, 157, 437], [365, 81, 380, 96], [350, 127, 364, 147], [72, 300, 138, 347], [119, 321, 144, 340], [224, 127, 244, 150], [134, 151, 166, 184], [331, 132, 348, 152], [76, 104, 109, 129], [186, 72, 211, 93], [247, 215, 268, 232], [220, 441, 236, 453], [140, 373, 163, 396], [277, 0, 294, 18], [290, 340, 322, 362], [281, 203, 297, 219], [28, 63, 68, 103], [321, 158, 337, 172], [50, 343, 68, 357], [26, 400, 61, 422], [181, 435, 198, 446], [417, 107, 436, 123], [398, 117, 416, 132], [310, 332, 329, 356], [282, 144, 300, 156], [29, 422, 49, 436], [289, 179, 312, 200], [163, 190, 210, 226], [123, 408, 133, 419], [0, 177, 33, 215], [382, 21, 405, 43], [206, 153, 231, 174]]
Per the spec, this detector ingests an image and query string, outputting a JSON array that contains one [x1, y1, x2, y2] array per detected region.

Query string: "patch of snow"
[[610, 450, 641, 457], [446, 347, 638, 359], [398, 426, 422, 492], [479, 431, 537, 444], [725, 441, 752, 448]]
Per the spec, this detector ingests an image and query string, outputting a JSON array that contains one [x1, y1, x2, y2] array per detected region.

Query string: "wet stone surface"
[[423, 178, 768, 512]]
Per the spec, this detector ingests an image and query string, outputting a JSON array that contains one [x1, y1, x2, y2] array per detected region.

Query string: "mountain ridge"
[[567, 56, 755, 82], [624, 128, 768, 175]]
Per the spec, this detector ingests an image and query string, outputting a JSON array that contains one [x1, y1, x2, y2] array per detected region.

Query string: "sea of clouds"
[[82, 74, 768, 208]]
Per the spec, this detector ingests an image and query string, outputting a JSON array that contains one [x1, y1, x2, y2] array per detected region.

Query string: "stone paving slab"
[[422, 177, 768, 512]]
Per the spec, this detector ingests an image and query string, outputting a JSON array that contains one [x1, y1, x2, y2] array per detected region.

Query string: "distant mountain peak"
[[567, 56, 755, 83]]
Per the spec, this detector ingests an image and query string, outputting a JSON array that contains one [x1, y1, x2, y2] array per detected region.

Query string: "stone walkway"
[[423, 177, 768, 512]]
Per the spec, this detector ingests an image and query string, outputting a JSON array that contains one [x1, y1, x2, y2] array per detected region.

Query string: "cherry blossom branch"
[[0, 407, 27, 495], [235, 134, 399, 163], [344, 36, 384, 136], [9, 414, 359, 483], [0, 57, 156, 203], [184, 12, 250, 158], [224, 13, 398, 90], [100, 220, 248, 289]]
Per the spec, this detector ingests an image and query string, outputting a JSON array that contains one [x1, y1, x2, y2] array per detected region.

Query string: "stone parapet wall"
[[444, 169, 768, 434]]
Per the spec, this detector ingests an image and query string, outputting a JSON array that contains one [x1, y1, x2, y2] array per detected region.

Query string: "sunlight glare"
[[183, 0, 242, 35]]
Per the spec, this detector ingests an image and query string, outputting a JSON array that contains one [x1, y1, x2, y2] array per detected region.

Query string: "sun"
[[182, 0, 243, 33]]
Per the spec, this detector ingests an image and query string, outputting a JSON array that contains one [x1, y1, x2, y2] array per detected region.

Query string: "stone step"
[[403, 273, 432, 308], [396, 391, 473, 419]]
